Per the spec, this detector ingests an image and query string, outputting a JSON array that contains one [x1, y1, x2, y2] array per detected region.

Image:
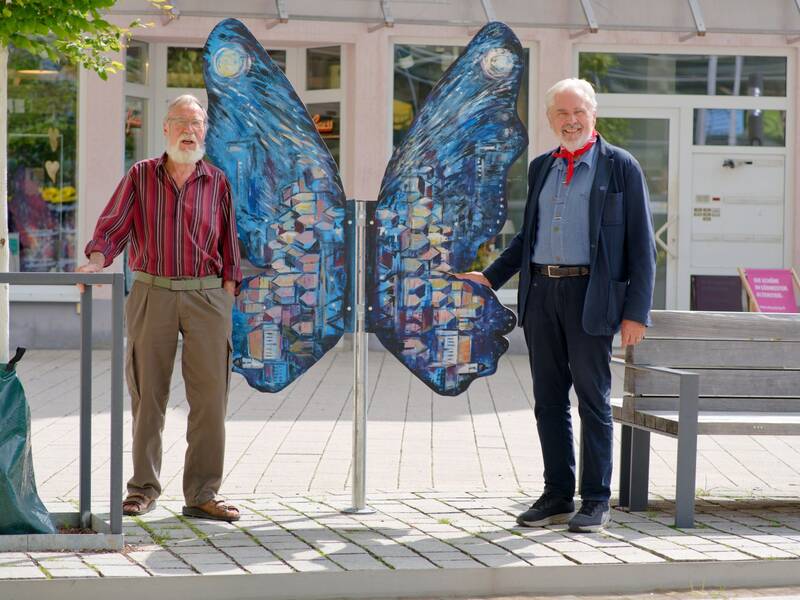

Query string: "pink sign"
[[743, 269, 798, 313]]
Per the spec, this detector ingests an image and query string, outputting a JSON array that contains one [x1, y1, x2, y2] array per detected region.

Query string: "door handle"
[[655, 217, 676, 259]]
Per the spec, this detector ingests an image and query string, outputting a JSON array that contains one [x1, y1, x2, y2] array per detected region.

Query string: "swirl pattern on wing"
[[370, 22, 526, 396], [204, 19, 347, 392]]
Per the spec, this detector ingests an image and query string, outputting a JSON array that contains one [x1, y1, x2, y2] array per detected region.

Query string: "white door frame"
[[596, 105, 681, 309]]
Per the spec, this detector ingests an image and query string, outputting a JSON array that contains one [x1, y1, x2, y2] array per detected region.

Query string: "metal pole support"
[[343, 200, 374, 515], [110, 273, 125, 534], [79, 284, 92, 529]]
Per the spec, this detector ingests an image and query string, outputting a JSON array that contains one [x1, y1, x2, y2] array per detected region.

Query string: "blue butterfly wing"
[[370, 22, 526, 396], [204, 19, 347, 393]]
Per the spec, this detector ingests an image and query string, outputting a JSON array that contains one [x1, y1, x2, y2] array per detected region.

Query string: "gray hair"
[[164, 94, 207, 124], [544, 78, 597, 112]]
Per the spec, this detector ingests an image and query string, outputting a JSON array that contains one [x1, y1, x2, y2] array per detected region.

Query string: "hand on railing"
[[75, 252, 105, 294]]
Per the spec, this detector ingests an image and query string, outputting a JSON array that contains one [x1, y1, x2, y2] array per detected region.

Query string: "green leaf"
[[0, 0, 149, 75]]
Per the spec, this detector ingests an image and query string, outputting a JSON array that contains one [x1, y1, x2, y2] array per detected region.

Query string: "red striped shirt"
[[85, 154, 242, 283]]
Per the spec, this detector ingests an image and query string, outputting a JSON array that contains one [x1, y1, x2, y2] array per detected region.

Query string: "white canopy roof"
[[111, 0, 800, 35]]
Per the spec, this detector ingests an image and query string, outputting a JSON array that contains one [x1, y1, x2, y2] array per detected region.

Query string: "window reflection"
[[126, 41, 149, 85], [7, 46, 78, 272], [306, 46, 341, 90], [125, 97, 147, 170], [693, 109, 785, 146], [580, 53, 787, 97]]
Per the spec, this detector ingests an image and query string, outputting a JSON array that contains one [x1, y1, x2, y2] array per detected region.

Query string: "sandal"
[[182, 499, 240, 522], [122, 493, 156, 516]]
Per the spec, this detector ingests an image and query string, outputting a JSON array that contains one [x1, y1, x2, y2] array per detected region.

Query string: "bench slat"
[[618, 395, 800, 412], [625, 368, 800, 397], [612, 404, 800, 436], [627, 339, 800, 369], [648, 311, 800, 341]]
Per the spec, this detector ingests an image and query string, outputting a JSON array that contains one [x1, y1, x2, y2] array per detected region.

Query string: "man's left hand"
[[620, 319, 646, 347], [223, 280, 236, 297]]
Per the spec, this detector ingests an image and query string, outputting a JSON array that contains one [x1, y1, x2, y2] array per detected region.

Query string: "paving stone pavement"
[[6, 493, 800, 582], [3, 348, 800, 594]]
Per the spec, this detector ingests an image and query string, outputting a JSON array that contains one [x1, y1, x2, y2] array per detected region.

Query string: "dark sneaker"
[[568, 500, 610, 533], [516, 494, 575, 527]]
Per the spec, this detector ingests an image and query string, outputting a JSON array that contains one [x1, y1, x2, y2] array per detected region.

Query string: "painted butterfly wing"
[[370, 22, 526, 395], [204, 19, 347, 392]]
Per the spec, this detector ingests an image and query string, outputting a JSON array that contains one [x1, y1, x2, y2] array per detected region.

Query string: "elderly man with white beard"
[[459, 79, 656, 533], [78, 94, 242, 521]]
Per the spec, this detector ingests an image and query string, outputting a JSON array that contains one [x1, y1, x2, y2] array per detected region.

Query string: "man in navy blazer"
[[459, 78, 656, 532]]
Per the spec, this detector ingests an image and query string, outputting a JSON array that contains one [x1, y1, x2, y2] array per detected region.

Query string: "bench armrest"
[[611, 357, 700, 434], [611, 356, 696, 378]]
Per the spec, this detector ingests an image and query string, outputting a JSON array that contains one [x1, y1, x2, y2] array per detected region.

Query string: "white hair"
[[544, 78, 597, 112], [164, 94, 207, 124]]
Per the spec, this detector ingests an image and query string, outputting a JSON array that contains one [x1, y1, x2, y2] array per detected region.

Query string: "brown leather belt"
[[532, 264, 590, 278]]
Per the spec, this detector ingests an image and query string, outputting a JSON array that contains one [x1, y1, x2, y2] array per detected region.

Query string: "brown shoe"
[[122, 493, 156, 516], [182, 499, 240, 522]]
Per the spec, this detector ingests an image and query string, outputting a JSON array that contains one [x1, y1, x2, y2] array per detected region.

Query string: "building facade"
[[7, 0, 800, 346]]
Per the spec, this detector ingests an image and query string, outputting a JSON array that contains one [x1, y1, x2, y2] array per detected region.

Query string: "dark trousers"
[[523, 273, 613, 501]]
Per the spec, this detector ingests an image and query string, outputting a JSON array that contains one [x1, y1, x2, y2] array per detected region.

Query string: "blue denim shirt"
[[531, 142, 598, 266]]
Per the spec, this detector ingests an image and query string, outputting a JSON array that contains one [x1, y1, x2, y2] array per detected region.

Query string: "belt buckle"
[[547, 265, 562, 278]]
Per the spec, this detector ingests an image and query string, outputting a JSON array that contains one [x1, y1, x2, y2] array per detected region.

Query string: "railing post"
[[79, 284, 93, 529], [110, 273, 125, 534]]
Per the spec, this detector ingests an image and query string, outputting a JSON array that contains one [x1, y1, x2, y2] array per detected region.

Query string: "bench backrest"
[[624, 311, 800, 412]]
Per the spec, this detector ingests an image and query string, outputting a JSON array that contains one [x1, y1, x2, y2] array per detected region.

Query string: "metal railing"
[[0, 272, 125, 535]]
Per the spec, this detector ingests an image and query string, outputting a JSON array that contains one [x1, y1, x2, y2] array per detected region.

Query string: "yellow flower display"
[[41, 186, 76, 203]]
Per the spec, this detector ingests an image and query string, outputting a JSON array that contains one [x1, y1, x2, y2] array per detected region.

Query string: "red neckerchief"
[[551, 131, 598, 185]]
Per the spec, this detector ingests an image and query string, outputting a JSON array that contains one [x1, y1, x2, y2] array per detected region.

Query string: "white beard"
[[166, 140, 205, 165], [559, 129, 593, 152]]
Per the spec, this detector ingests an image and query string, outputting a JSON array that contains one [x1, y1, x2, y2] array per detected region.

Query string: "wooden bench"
[[612, 310, 800, 528]]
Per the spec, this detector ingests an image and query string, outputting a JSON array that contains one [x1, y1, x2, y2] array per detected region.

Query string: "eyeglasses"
[[167, 118, 205, 131]]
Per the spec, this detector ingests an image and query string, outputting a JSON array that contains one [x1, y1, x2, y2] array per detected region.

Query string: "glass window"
[[693, 108, 785, 146], [125, 41, 149, 85], [168, 47, 286, 88], [393, 44, 530, 284], [7, 46, 78, 272], [125, 97, 148, 170], [306, 46, 340, 90], [306, 102, 340, 166], [267, 50, 287, 73], [580, 53, 787, 97], [167, 47, 204, 88]]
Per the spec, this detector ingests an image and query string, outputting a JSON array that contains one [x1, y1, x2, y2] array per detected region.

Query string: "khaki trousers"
[[125, 280, 233, 506]]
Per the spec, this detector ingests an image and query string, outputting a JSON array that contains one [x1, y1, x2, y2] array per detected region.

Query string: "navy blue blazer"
[[483, 136, 656, 336]]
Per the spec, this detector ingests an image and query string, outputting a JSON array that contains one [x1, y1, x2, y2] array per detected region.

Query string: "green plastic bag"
[[0, 348, 55, 534]]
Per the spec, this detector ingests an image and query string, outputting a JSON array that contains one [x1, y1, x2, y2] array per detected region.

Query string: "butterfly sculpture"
[[204, 19, 526, 396]]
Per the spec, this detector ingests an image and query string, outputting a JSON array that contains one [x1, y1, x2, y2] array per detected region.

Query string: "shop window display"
[[7, 46, 78, 272]]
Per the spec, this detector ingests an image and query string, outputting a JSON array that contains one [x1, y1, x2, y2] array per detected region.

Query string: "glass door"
[[595, 108, 679, 310]]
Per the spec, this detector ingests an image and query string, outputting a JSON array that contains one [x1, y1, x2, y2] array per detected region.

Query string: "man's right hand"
[[455, 271, 491, 288], [76, 252, 105, 293]]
